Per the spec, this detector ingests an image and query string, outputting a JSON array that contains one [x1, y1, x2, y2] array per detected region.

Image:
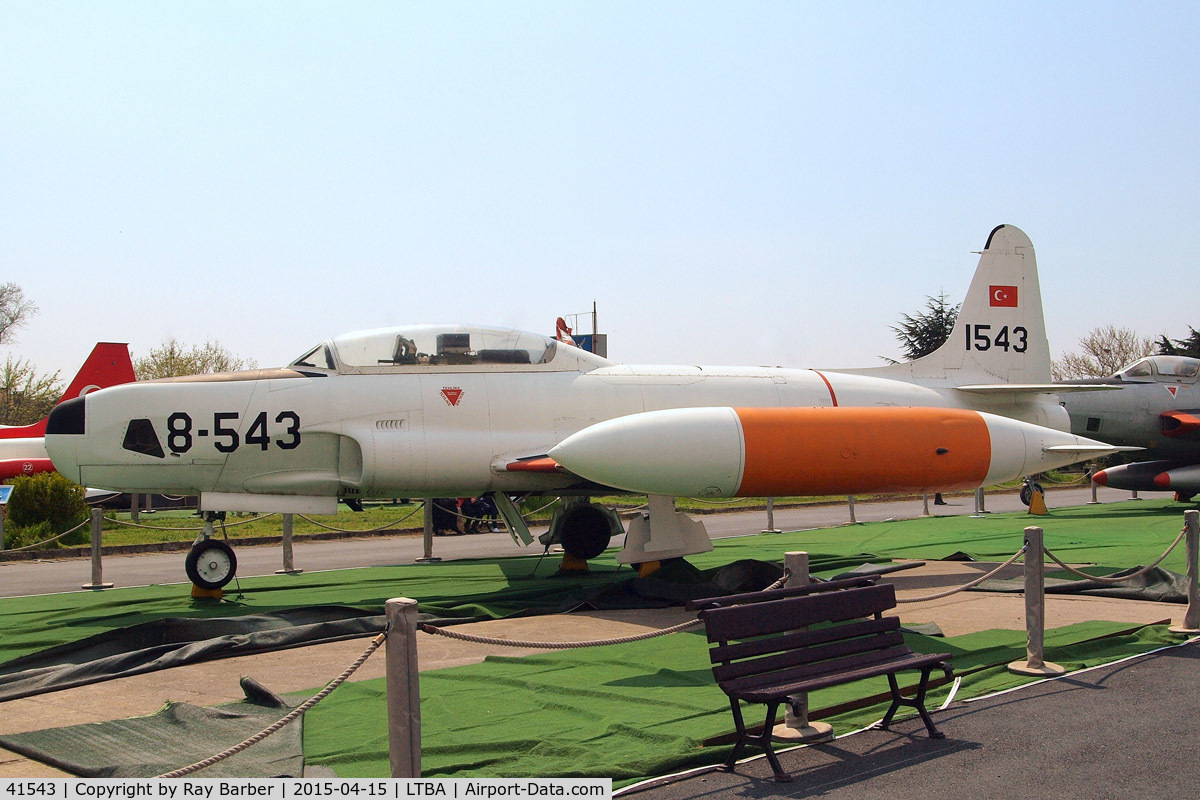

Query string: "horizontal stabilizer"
[[1044, 444, 1143, 454], [956, 384, 1121, 395]]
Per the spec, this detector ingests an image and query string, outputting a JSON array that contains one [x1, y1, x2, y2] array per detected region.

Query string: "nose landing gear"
[[185, 511, 238, 593]]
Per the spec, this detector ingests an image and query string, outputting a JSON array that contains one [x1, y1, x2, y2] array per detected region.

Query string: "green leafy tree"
[[886, 292, 960, 363], [134, 338, 257, 380], [0, 356, 61, 425], [1156, 327, 1200, 358], [5, 473, 89, 547], [1052, 325, 1154, 379]]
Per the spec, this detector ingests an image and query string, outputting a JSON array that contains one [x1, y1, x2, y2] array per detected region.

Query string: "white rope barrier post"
[[1088, 475, 1101, 504], [971, 488, 989, 518], [275, 513, 303, 575], [415, 498, 440, 563], [922, 494, 930, 516], [773, 551, 834, 743], [386, 598, 421, 778], [1009, 526, 1064, 676], [1170, 510, 1200, 635], [847, 495, 857, 524], [81, 508, 113, 590], [762, 498, 781, 534]]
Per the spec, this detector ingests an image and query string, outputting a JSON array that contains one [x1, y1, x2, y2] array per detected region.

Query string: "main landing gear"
[[541, 499, 624, 571], [1019, 477, 1045, 507], [185, 511, 238, 592]]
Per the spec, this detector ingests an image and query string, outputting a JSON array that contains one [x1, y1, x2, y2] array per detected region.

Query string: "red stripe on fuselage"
[[812, 370, 839, 406]]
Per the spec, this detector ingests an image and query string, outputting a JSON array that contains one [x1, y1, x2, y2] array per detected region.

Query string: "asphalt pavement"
[[624, 639, 1200, 798]]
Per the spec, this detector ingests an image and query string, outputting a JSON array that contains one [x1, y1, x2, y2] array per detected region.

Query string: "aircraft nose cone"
[[44, 395, 86, 483], [1092, 469, 1109, 487], [46, 396, 86, 435], [1154, 472, 1171, 488]]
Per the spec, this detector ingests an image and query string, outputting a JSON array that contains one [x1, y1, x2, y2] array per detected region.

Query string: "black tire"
[[558, 504, 613, 561], [185, 539, 238, 590], [1019, 482, 1044, 506]]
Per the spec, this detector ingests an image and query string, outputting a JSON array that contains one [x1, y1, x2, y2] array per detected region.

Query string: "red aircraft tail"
[[0, 343, 136, 439]]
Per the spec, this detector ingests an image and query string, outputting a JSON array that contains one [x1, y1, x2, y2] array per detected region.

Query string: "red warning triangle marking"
[[441, 387, 464, 406]]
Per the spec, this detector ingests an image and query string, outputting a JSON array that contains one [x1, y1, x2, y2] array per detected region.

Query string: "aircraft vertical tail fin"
[[846, 224, 1052, 387], [0, 343, 136, 439]]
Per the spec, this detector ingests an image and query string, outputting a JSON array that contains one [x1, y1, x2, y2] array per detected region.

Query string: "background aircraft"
[[0, 343, 135, 480], [45, 225, 1123, 589], [1061, 355, 1200, 500]]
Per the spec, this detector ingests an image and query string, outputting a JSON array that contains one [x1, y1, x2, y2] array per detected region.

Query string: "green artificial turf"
[[1, 499, 1193, 666]]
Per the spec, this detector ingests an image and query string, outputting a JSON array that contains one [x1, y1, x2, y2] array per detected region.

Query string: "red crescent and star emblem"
[[989, 285, 1018, 307]]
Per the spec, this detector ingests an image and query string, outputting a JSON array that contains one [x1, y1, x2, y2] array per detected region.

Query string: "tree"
[[1156, 327, 1200, 359], [1051, 325, 1154, 380], [5, 472, 89, 548], [0, 355, 61, 426], [886, 291, 960, 363], [0, 283, 37, 346], [133, 339, 258, 380]]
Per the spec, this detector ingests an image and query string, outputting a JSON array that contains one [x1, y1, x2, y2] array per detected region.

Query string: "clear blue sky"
[[3, 2, 1197, 379]]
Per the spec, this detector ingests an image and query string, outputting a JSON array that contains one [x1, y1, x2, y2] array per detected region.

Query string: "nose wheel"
[[186, 512, 238, 590], [185, 538, 238, 589]]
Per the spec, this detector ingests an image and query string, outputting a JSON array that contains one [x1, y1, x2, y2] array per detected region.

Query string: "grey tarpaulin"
[[0, 677, 310, 777], [976, 566, 1190, 603], [0, 607, 384, 702]]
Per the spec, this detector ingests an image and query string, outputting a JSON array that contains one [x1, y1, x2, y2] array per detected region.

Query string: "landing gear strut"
[[185, 511, 238, 590]]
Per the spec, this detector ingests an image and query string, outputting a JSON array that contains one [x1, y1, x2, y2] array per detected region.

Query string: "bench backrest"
[[698, 583, 905, 688]]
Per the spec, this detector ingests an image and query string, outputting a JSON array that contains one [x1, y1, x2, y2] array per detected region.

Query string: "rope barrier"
[[1, 517, 91, 552], [434, 497, 564, 528], [420, 617, 702, 649], [156, 631, 386, 778], [1037, 472, 1093, 488], [512, 498, 561, 517], [297, 504, 422, 533], [421, 574, 785, 649], [896, 544, 1029, 604], [106, 513, 276, 532], [1044, 523, 1189, 584]]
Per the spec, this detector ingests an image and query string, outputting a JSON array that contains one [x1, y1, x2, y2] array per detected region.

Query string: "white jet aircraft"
[[45, 225, 1125, 589]]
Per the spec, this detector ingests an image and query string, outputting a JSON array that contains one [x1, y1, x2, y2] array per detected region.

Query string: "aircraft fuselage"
[[45, 334, 1073, 513]]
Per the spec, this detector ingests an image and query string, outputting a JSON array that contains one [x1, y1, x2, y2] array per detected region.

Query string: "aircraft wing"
[[1161, 410, 1200, 439], [500, 455, 565, 474], [494, 453, 618, 491]]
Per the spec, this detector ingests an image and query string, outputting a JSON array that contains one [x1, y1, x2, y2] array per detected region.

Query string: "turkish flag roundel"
[[989, 285, 1018, 307]]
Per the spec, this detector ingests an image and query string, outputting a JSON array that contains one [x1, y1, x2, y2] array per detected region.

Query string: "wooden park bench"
[[690, 578, 953, 782]]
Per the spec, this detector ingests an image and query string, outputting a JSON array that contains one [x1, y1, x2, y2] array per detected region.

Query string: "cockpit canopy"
[[290, 324, 607, 375], [1116, 355, 1200, 382]]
